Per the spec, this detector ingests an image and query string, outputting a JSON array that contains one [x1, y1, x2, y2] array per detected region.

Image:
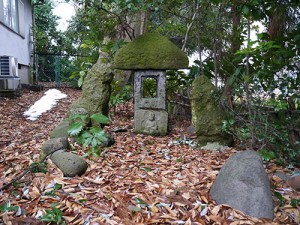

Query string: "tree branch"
[[98, 3, 135, 40], [0, 148, 64, 191], [181, 4, 199, 51]]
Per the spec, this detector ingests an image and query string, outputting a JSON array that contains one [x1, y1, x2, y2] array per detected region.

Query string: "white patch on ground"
[[23, 89, 67, 121]]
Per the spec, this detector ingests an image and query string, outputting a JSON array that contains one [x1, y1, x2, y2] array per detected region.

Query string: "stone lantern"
[[113, 32, 188, 135]]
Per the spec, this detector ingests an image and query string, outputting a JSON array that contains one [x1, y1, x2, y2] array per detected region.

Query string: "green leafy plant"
[[39, 204, 65, 225], [166, 70, 194, 118], [45, 183, 63, 196], [103, 39, 128, 55], [30, 161, 48, 174], [222, 118, 236, 136], [0, 202, 19, 212], [141, 167, 151, 172], [69, 61, 93, 88], [134, 198, 148, 207], [290, 198, 300, 208], [131, 197, 150, 211], [109, 80, 133, 116], [274, 191, 286, 207], [142, 77, 157, 98], [258, 149, 276, 162], [128, 205, 142, 212], [79, 199, 87, 203], [176, 158, 183, 163], [12, 182, 21, 188], [67, 113, 109, 158]]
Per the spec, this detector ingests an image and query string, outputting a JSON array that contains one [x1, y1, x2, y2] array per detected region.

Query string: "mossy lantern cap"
[[113, 32, 189, 70]]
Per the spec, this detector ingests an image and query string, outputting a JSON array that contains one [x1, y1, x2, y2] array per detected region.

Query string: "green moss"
[[113, 32, 189, 70], [190, 76, 233, 147]]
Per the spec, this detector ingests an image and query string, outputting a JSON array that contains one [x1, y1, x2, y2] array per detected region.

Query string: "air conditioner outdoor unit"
[[0, 56, 19, 77]]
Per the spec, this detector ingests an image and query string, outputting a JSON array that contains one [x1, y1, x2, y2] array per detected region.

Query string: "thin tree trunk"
[[181, 4, 199, 51], [245, 18, 256, 148], [139, 10, 148, 35], [196, 29, 203, 76], [213, 40, 218, 87], [212, 2, 224, 87], [222, 2, 241, 111]]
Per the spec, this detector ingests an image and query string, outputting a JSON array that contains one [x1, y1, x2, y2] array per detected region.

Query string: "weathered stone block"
[[41, 137, 69, 155], [210, 150, 274, 219], [50, 150, 88, 177], [134, 109, 168, 136], [190, 75, 233, 146], [134, 70, 166, 110]]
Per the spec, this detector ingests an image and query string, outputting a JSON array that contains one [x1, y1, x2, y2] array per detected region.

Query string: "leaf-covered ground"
[[0, 87, 299, 225]]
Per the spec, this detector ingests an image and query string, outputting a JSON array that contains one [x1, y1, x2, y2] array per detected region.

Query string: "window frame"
[[0, 0, 25, 37]]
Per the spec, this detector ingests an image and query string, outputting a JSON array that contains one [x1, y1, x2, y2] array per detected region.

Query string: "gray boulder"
[[190, 75, 233, 146], [41, 137, 69, 155], [210, 150, 274, 219], [50, 150, 88, 177]]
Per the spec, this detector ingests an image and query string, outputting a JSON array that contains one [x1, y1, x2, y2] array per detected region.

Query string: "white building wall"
[[0, 0, 33, 84]]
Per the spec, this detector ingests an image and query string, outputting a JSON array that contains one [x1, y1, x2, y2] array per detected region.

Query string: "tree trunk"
[[222, 2, 241, 111]]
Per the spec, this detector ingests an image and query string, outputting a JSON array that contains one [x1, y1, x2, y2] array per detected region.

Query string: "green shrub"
[[67, 113, 109, 157], [40, 204, 66, 225]]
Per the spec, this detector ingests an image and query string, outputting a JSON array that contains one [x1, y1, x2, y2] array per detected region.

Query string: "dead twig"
[[0, 148, 63, 191]]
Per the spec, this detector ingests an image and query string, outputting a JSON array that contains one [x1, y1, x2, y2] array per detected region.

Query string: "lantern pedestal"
[[134, 109, 168, 136]]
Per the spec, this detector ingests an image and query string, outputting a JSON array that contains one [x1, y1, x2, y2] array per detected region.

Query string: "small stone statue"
[[144, 112, 158, 134]]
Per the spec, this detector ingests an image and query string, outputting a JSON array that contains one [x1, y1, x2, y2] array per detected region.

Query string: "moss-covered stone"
[[113, 32, 189, 70], [68, 54, 114, 117], [69, 107, 90, 127], [50, 120, 69, 138], [50, 150, 88, 177], [190, 75, 233, 147]]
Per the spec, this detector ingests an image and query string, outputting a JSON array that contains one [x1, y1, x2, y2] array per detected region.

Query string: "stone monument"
[[190, 75, 234, 146], [68, 51, 114, 119], [113, 32, 188, 135]]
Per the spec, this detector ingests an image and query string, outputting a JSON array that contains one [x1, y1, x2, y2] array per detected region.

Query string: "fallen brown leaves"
[[0, 87, 299, 224]]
